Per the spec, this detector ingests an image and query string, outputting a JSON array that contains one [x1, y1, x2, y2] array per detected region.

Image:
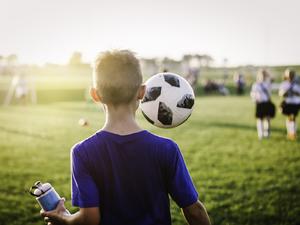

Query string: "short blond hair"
[[93, 50, 143, 105], [283, 68, 295, 81], [256, 69, 269, 82]]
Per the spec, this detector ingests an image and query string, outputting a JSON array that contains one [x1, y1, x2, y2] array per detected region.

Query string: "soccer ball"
[[78, 118, 88, 127], [140, 72, 195, 128]]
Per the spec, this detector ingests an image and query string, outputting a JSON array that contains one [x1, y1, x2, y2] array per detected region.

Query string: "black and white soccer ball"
[[140, 72, 195, 128]]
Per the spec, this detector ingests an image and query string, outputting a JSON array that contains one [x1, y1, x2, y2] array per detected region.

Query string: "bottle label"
[[37, 188, 60, 211]]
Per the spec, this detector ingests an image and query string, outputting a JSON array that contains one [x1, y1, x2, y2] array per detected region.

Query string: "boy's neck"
[[102, 103, 143, 135]]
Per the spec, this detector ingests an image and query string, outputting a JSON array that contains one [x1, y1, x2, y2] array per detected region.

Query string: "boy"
[[279, 69, 300, 140], [250, 69, 275, 139], [41, 50, 211, 225]]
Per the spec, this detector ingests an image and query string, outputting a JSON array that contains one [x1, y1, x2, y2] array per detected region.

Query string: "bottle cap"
[[41, 183, 51, 192], [29, 181, 52, 197]]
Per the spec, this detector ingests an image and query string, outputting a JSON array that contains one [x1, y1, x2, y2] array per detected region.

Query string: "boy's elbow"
[[84, 214, 100, 225], [74, 208, 100, 225], [183, 200, 211, 225]]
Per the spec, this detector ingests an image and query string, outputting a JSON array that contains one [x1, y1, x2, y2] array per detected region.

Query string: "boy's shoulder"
[[147, 131, 178, 146], [71, 130, 179, 155], [70, 132, 101, 156], [142, 131, 180, 156], [111, 130, 177, 147]]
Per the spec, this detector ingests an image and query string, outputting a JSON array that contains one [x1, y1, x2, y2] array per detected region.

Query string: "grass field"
[[0, 96, 299, 225]]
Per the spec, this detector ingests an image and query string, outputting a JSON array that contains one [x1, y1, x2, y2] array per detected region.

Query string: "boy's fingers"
[[41, 209, 55, 217], [44, 216, 50, 222], [40, 211, 48, 217], [40, 198, 67, 223], [41, 199, 66, 218], [57, 199, 66, 209], [59, 198, 65, 205]]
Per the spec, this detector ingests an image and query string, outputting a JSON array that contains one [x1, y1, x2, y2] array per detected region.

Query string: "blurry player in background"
[[250, 70, 276, 139], [234, 72, 245, 95], [15, 73, 29, 104], [185, 68, 199, 92], [279, 69, 300, 140]]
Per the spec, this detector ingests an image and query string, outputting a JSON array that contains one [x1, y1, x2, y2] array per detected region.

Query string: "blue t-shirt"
[[71, 130, 198, 225]]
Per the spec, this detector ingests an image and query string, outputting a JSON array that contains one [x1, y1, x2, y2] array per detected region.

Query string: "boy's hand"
[[41, 198, 70, 225]]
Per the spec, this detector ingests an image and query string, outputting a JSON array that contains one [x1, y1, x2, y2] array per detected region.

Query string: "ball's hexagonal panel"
[[158, 102, 173, 125], [176, 94, 195, 109], [141, 87, 162, 103], [163, 74, 180, 87]]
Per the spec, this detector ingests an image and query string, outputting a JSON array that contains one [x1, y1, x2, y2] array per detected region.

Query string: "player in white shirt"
[[15, 75, 28, 99], [250, 70, 276, 139], [279, 69, 300, 140]]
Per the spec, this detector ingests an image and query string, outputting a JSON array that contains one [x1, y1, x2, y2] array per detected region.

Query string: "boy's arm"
[[278, 83, 287, 97], [162, 141, 211, 224], [250, 84, 259, 101], [41, 199, 100, 225], [182, 200, 211, 225]]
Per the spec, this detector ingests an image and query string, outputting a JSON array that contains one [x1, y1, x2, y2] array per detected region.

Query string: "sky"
[[0, 0, 300, 66]]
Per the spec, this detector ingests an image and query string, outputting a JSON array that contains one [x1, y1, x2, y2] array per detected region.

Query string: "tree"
[[200, 54, 213, 67], [69, 51, 83, 66], [6, 54, 18, 66]]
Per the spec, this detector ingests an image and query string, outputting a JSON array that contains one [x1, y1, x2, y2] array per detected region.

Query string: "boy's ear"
[[137, 85, 146, 100], [90, 87, 102, 102]]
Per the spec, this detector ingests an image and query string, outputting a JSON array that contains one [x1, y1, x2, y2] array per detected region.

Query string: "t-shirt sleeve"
[[163, 141, 198, 208], [71, 144, 100, 208]]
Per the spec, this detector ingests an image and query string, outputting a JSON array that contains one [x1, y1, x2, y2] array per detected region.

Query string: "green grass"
[[0, 96, 300, 225]]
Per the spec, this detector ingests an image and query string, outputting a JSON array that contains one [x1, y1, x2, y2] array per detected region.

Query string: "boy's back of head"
[[93, 50, 143, 105]]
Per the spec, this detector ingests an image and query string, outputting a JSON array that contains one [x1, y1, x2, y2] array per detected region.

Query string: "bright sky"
[[1, 0, 300, 66]]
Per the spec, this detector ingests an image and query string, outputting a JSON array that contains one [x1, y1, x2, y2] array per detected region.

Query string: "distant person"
[[15, 73, 29, 103], [279, 69, 300, 140], [186, 67, 199, 92], [234, 73, 245, 95], [0, 56, 4, 75], [41, 50, 211, 225], [250, 70, 276, 139], [295, 73, 300, 84], [218, 82, 230, 96], [203, 79, 229, 96], [203, 79, 218, 94]]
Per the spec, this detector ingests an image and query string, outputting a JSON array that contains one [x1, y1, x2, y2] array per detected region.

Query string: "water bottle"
[[29, 181, 61, 211]]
